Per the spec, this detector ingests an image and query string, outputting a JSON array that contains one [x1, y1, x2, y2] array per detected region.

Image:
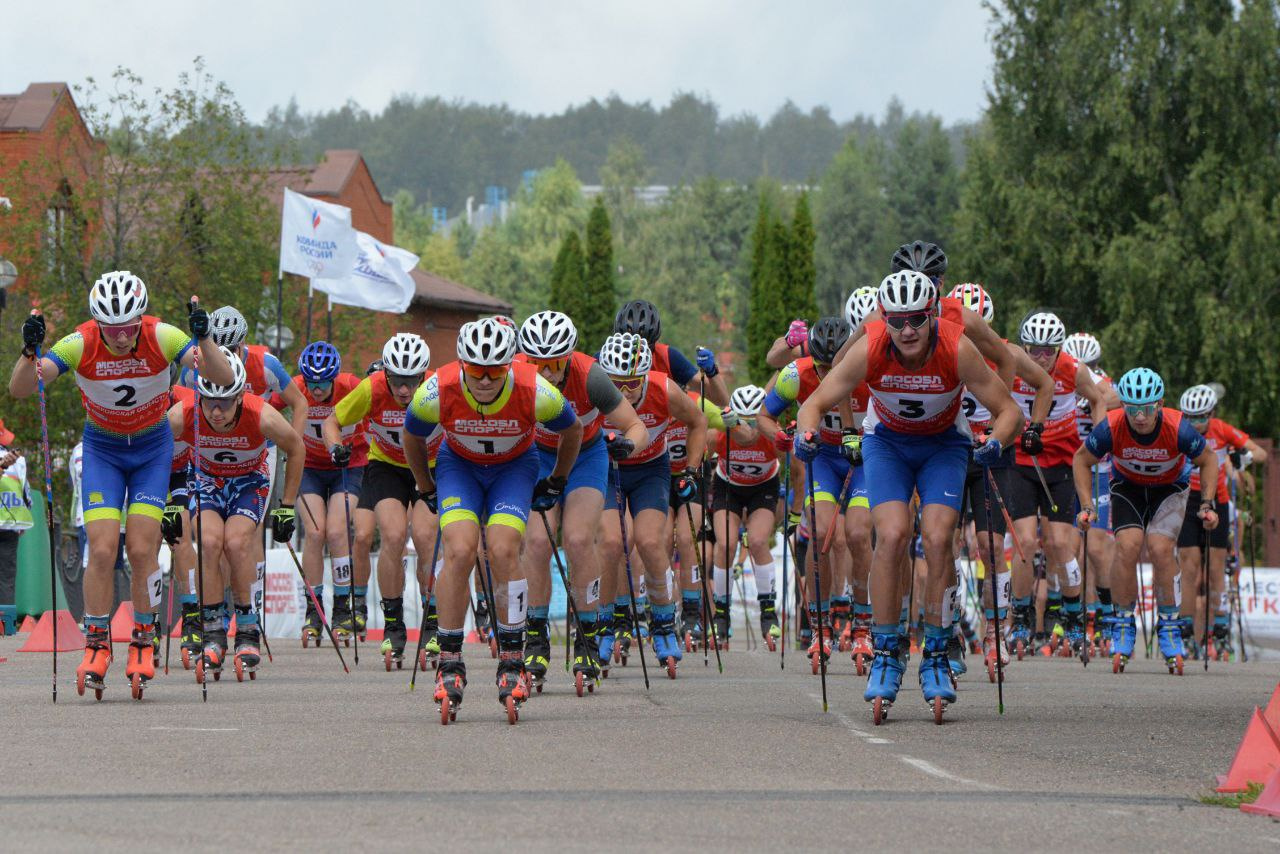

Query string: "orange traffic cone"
[[1241, 766, 1280, 818], [1216, 707, 1280, 793], [16, 610, 86, 652], [1262, 683, 1280, 733], [19, 615, 37, 632], [110, 602, 135, 643]]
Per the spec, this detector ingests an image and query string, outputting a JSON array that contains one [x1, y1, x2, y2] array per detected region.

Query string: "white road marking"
[[149, 726, 239, 732], [898, 756, 997, 790]]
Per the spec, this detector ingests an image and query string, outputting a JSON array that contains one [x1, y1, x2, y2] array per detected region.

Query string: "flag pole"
[[326, 295, 333, 341], [276, 270, 284, 354], [305, 280, 314, 346]]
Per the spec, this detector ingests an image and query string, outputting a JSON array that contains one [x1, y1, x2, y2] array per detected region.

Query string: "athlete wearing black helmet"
[[614, 299, 729, 407]]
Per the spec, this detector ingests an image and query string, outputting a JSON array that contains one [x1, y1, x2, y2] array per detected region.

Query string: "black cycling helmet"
[[808, 316, 851, 364], [613, 299, 662, 346], [890, 240, 948, 278], [366, 358, 384, 376]]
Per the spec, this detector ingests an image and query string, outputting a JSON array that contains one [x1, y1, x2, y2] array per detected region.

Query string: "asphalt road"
[[2, 629, 1279, 852]]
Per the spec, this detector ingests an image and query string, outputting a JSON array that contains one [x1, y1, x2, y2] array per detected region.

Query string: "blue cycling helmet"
[[298, 341, 341, 382], [1116, 367, 1164, 405]]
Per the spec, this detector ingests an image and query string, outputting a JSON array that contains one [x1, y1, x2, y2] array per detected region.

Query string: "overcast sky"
[[2, 1, 994, 125]]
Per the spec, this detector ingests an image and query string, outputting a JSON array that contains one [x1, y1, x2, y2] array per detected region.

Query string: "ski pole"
[[540, 510, 597, 687], [1136, 560, 1151, 658], [611, 458, 650, 690], [190, 326, 208, 701], [1202, 526, 1211, 672], [1029, 456, 1059, 514], [282, 540, 349, 672], [681, 501, 721, 671], [409, 521, 443, 691], [982, 468, 1028, 564], [476, 521, 501, 660], [724, 422, 740, 648], [257, 522, 272, 664], [1079, 512, 1090, 667], [779, 453, 789, 671], [163, 543, 176, 675], [30, 328, 60, 702], [804, 453, 828, 713], [982, 469, 1006, 713], [339, 466, 358, 665], [820, 467, 855, 556]]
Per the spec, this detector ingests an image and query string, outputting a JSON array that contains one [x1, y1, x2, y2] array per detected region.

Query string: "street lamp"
[[259, 323, 294, 352]]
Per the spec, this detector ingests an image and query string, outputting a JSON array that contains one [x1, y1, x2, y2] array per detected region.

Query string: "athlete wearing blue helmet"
[[298, 341, 342, 383]]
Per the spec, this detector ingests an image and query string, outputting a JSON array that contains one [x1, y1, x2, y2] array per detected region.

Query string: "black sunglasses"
[[885, 312, 931, 331]]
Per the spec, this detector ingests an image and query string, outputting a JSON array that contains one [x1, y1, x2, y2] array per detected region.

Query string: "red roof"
[[411, 268, 511, 314], [0, 83, 69, 132]]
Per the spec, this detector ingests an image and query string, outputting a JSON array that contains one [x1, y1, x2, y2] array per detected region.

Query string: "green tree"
[[548, 230, 585, 318], [745, 196, 786, 384], [580, 198, 618, 351], [785, 192, 819, 323], [814, 136, 898, 314]]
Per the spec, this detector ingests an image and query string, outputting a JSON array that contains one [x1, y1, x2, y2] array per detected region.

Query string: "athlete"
[[1074, 368, 1219, 675], [949, 283, 1054, 673], [594, 332, 707, 677], [614, 299, 729, 406], [292, 341, 368, 649], [1175, 384, 1267, 659], [758, 317, 865, 672], [402, 318, 582, 723], [1005, 311, 1107, 657], [668, 387, 724, 650], [766, 318, 813, 369], [324, 333, 438, 665], [1062, 331, 1120, 649], [514, 310, 648, 693], [710, 385, 783, 649], [162, 383, 201, 670], [168, 348, 304, 681], [10, 272, 231, 699], [797, 271, 1021, 724]]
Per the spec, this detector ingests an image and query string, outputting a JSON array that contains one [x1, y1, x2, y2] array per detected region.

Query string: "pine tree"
[[580, 197, 617, 351], [549, 231, 584, 316], [746, 196, 786, 384], [786, 192, 819, 321]]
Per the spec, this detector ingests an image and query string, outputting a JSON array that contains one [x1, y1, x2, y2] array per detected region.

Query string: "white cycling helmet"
[[729, 385, 767, 419], [1179, 384, 1217, 416], [198, 347, 247, 399], [877, 271, 936, 314], [89, 270, 148, 324], [457, 318, 517, 366], [948, 282, 994, 322], [844, 286, 879, 329], [598, 332, 652, 377], [382, 333, 431, 375], [209, 306, 248, 349], [1062, 332, 1101, 364], [518, 311, 578, 360], [1019, 311, 1066, 346]]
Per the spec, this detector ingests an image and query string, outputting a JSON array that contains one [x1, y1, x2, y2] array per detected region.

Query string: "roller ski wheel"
[[665, 657, 678, 679], [575, 670, 587, 697], [384, 649, 402, 671], [1166, 655, 1184, 676], [684, 631, 696, 653], [434, 654, 466, 724], [301, 627, 318, 649], [1112, 653, 1127, 673], [496, 653, 529, 725], [931, 696, 947, 726], [872, 696, 891, 725], [125, 633, 155, 699], [76, 630, 111, 700], [765, 632, 777, 653], [130, 672, 147, 700], [488, 635, 498, 659], [986, 658, 997, 683], [181, 647, 193, 670], [233, 655, 258, 682], [1015, 639, 1026, 661]]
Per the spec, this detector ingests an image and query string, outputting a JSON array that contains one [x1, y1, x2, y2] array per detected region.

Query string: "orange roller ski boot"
[[125, 619, 157, 700], [76, 622, 112, 701], [496, 650, 530, 725]]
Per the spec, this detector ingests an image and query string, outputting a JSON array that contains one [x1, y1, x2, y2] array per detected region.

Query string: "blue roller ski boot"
[[650, 607, 682, 679], [919, 630, 957, 725], [864, 631, 905, 725], [596, 610, 616, 678], [1110, 610, 1136, 673], [1156, 610, 1185, 675]]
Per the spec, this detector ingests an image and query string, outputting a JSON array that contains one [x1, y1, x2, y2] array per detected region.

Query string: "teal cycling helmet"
[[1116, 367, 1164, 405]]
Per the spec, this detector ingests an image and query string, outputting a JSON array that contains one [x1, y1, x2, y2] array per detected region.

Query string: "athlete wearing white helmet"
[[1019, 312, 1067, 347], [458, 317, 518, 367], [383, 333, 431, 376], [878, 270, 937, 314], [1063, 332, 1102, 367], [209, 306, 248, 349], [514, 311, 648, 691], [845, 286, 879, 330], [947, 283, 994, 323], [10, 271, 231, 700]]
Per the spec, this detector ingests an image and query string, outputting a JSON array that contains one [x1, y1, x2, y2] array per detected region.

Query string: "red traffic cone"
[[110, 602, 135, 643], [1241, 765, 1280, 818], [1216, 707, 1280, 793], [19, 615, 37, 632], [16, 610, 86, 652], [1262, 683, 1280, 733]]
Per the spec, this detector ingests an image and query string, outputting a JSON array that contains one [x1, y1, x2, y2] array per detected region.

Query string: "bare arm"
[[279, 380, 310, 441], [698, 372, 730, 408], [965, 313, 1015, 388], [1072, 444, 1102, 518], [260, 404, 305, 506], [321, 414, 344, 452], [404, 435, 434, 495], [766, 336, 801, 369], [1243, 438, 1269, 465], [1075, 364, 1107, 427], [668, 379, 708, 468], [957, 339, 1020, 449], [9, 354, 60, 399], [167, 402, 186, 440], [1011, 345, 1053, 424], [179, 335, 234, 386], [1191, 445, 1220, 507], [603, 396, 651, 452]]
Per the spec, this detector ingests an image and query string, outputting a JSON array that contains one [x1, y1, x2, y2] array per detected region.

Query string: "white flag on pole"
[[278, 188, 359, 279], [311, 231, 419, 313]]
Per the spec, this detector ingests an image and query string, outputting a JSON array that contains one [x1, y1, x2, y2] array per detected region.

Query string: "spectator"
[[0, 419, 34, 633]]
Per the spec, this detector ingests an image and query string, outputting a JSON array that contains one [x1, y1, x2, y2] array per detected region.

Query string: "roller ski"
[[806, 622, 833, 676], [419, 600, 440, 671], [614, 605, 633, 667], [946, 631, 967, 679], [759, 596, 782, 652], [713, 598, 731, 651], [179, 603, 202, 670], [831, 602, 852, 652], [197, 624, 227, 684], [353, 593, 368, 643], [681, 599, 703, 653], [523, 618, 551, 693], [651, 612, 682, 679], [496, 651, 530, 725], [596, 623, 615, 678], [473, 596, 496, 656], [331, 595, 354, 647], [434, 652, 466, 725], [1156, 614, 1184, 675], [864, 633, 904, 725], [850, 617, 873, 676], [1110, 612, 1137, 673], [125, 622, 157, 699], [300, 596, 323, 649], [381, 600, 408, 671], [571, 629, 600, 696], [984, 623, 1009, 684], [919, 634, 957, 725], [1008, 605, 1032, 660], [76, 625, 112, 700], [233, 622, 261, 682], [1212, 623, 1232, 662], [1063, 611, 1087, 662]]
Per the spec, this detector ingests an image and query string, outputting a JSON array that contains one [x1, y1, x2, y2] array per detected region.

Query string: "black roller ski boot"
[[331, 593, 354, 647], [233, 619, 261, 682], [198, 608, 227, 684], [434, 652, 466, 725], [180, 602, 202, 669], [571, 623, 600, 697], [523, 618, 551, 693], [759, 595, 781, 652], [381, 598, 407, 671], [301, 594, 323, 648], [496, 651, 530, 724]]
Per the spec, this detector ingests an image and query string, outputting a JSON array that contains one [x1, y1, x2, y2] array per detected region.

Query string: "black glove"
[[330, 443, 351, 468], [270, 503, 296, 543], [532, 475, 567, 512], [187, 299, 210, 340], [604, 432, 635, 461], [22, 311, 46, 356], [161, 505, 183, 546], [1020, 423, 1044, 456], [674, 474, 699, 505], [416, 488, 438, 514], [840, 429, 862, 465]]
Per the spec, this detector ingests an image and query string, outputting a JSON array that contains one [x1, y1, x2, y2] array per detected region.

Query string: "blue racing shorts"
[[191, 469, 271, 524], [82, 421, 172, 524], [605, 453, 671, 516], [805, 446, 868, 510], [436, 442, 540, 533], [862, 425, 970, 511], [300, 465, 366, 501], [537, 435, 607, 499]]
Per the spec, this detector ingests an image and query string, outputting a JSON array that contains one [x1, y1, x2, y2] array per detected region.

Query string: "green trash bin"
[[14, 490, 67, 617]]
